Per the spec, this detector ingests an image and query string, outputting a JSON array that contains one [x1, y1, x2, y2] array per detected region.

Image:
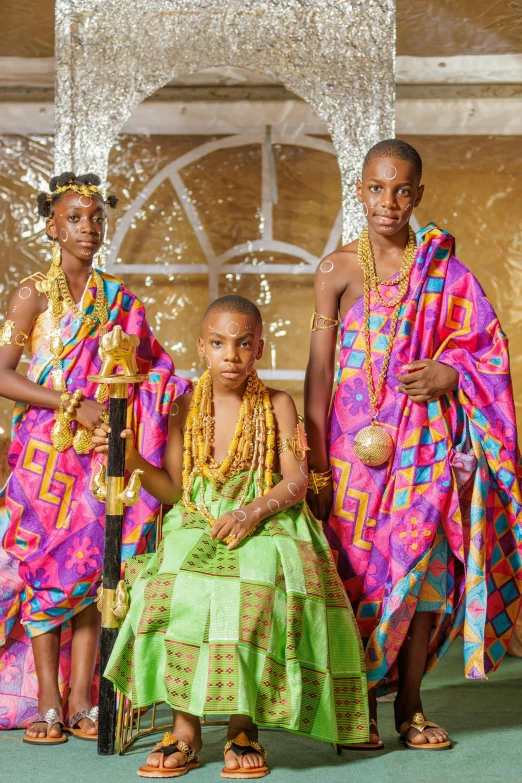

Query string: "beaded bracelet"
[[63, 389, 83, 421]]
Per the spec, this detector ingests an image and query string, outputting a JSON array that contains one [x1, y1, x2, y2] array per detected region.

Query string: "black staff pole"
[[89, 326, 146, 755]]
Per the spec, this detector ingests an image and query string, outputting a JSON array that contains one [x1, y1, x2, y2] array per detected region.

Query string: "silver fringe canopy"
[[55, 0, 395, 241]]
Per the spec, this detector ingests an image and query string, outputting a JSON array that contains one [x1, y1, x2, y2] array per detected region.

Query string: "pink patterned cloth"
[[0, 273, 190, 728], [326, 223, 522, 694]]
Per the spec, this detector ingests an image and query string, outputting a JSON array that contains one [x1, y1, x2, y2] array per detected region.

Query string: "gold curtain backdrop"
[[1, 132, 522, 476]]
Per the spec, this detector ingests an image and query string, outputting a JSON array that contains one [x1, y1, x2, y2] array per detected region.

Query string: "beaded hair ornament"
[[44, 181, 117, 207]]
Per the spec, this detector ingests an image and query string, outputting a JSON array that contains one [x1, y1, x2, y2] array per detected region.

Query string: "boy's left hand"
[[397, 359, 459, 402], [210, 510, 258, 549]]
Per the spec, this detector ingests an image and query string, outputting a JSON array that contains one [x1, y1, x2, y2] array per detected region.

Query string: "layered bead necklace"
[[41, 244, 109, 398], [182, 369, 275, 527], [353, 225, 417, 467]]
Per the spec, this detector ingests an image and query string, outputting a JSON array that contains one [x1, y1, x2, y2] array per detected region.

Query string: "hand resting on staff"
[[92, 423, 137, 462]]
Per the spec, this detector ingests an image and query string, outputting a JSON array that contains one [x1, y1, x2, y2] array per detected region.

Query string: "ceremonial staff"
[[89, 326, 146, 756]]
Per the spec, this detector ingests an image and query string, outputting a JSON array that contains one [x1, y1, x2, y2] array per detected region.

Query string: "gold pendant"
[[50, 335, 64, 357], [51, 415, 74, 452], [73, 425, 94, 455], [354, 422, 394, 467]]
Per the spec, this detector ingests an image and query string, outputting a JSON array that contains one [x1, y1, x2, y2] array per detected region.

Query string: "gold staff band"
[[310, 307, 340, 332]]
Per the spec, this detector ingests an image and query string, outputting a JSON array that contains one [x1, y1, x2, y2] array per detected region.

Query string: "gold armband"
[[308, 468, 332, 494], [310, 307, 340, 332], [277, 425, 310, 461], [0, 319, 29, 347]]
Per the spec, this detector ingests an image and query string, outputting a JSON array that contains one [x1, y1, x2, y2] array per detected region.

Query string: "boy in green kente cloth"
[[94, 295, 368, 779]]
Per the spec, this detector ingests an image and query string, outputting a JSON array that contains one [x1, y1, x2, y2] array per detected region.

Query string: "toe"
[[225, 752, 240, 770], [48, 725, 62, 738], [146, 753, 160, 767], [164, 753, 184, 769]]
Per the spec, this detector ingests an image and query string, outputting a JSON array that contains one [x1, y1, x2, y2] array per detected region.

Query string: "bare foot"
[[367, 689, 383, 746], [144, 711, 202, 771], [25, 701, 64, 740], [224, 716, 266, 772], [395, 698, 449, 746], [68, 692, 98, 736]]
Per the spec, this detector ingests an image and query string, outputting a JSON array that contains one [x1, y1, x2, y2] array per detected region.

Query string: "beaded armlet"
[[310, 306, 340, 332], [277, 425, 310, 461]]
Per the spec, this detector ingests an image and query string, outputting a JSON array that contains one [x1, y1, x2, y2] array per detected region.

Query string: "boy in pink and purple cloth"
[[305, 139, 522, 751]]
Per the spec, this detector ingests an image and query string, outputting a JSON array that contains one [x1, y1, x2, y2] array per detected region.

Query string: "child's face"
[[198, 311, 264, 390], [356, 155, 424, 237], [46, 191, 106, 262]]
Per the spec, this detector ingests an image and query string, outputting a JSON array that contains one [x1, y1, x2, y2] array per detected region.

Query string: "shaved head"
[[204, 295, 262, 330], [363, 139, 422, 183]]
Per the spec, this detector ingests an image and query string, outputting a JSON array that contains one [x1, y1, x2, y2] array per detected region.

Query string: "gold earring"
[[51, 239, 62, 267]]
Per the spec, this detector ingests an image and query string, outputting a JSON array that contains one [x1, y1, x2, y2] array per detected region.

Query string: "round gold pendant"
[[354, 423, 394, 467]]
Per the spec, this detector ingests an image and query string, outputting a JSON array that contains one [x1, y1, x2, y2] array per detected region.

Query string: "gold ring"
[[100, 410, 109, 424]]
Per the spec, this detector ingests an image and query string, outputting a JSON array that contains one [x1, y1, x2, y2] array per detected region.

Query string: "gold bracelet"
[[308, 468, 332, 494], [277, 425, 310, 461], [310, 307, 340, 332], [0, 319, 29, 347], [64, 389, 83, 421]]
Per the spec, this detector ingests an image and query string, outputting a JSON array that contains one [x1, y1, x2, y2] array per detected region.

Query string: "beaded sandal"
[[337, 718, 385, 751], [138, 732, 201, 779], [221, 731, 269, 779], [23, 708, 67, 745], [65, 706, 99, 741], [399, 712, 452, 750]]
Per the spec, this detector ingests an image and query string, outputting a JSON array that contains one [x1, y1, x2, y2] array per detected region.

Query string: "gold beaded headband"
[[46, 183, 106, 203]]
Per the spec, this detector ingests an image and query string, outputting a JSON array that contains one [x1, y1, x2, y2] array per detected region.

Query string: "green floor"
[[2, 640, 521, 783]]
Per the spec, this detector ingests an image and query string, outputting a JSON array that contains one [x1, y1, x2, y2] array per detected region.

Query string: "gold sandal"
[[138, 732, 201, 778], [222, 731, 270, 779], [399, 712, 452, 751]]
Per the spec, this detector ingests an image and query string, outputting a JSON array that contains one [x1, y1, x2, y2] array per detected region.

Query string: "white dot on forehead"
[[226, 322, 240, 336], [79, 195, 93, 207], [319, 260, 334, 274], [383, 165, 397, 180], [19, 287, 32, 300], [233, 510, 247, 522]]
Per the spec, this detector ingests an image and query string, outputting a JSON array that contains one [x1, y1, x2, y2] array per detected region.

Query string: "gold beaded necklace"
[[353, 226, 417, 467], [182, 369, 275, 529], [42, 242, 109, 395]]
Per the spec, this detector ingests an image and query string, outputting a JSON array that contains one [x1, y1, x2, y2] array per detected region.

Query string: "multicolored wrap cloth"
[[104, 471, 370, 745], [0, 272, 190, 729], [326, 223, 522, 695]]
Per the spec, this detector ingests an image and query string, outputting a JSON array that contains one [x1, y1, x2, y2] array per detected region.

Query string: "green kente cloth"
[[104, 472, 369, 745]]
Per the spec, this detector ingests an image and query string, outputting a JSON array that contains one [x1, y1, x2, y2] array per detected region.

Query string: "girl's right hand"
[[92, 424, 137, 462], [76, 399, 108, 430]]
